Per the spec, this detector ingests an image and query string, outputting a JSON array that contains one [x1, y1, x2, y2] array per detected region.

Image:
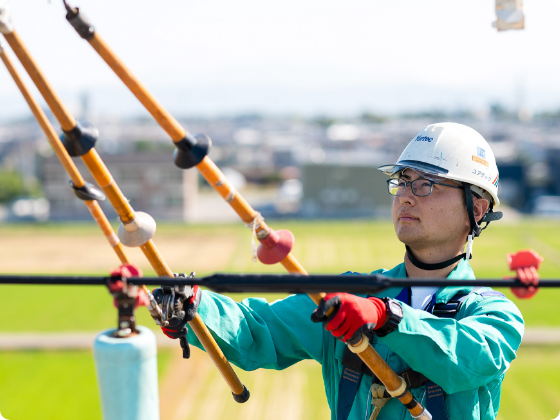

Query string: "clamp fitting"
[[61, 121, 99, 157], [0, 1, 14, 35], [173, 133, 212, 169], [257, 229, 294, 265], [118, 212, 157, 247], [70, 181, 106, 201], [108, 276, 140, 338]]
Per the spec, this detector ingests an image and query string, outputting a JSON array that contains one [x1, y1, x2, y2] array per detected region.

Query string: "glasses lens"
[[388, 179, 403, 195], [411, 179, 433, 197]]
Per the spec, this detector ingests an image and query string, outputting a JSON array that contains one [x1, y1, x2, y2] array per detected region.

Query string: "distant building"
[[41, 152, 197, 221], [300, 163, 393, 218]]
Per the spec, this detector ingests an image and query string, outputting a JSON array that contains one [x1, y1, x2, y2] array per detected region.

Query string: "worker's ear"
[[473, 198, 490, 224]]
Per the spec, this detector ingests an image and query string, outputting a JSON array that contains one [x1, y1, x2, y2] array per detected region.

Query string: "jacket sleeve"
[[380, 292, 524, 394], [186, 291, 323, 371]]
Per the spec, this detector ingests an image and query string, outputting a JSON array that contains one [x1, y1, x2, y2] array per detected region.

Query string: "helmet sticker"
[[472, 155, 489, 167], [493, 174, 499, 188], [477, 147, 486, 159]]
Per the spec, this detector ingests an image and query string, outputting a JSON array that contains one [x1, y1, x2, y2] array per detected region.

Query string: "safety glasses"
[[387, 178, 464, 197]]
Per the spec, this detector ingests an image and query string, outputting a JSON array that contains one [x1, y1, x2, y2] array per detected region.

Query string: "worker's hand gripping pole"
[[0, 9, 248, 403], [60, 4, 429, 416], [308, 293, 431, 420]]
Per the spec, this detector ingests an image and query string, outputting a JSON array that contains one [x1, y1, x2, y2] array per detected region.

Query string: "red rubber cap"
[[257, 229, 295, 265], [507, 249, 544, 271], [109, 264, 148, 308]]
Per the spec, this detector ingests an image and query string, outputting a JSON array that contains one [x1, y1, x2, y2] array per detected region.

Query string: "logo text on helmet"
[[415, 135, 433, 142]]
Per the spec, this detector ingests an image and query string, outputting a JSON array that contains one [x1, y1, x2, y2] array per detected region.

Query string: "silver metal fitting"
[[0, 0, 14, 35], [116, 328, 132, 337], [147, 292, 166, 326], [118, 211, 157, 247], [412, 408, 432, 420]]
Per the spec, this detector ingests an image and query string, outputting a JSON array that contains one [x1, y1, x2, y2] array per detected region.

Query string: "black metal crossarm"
[[0, 273, 557, 293]]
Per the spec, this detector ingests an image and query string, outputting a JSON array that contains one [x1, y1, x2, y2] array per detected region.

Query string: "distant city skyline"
[[1, 0, 560, 118]]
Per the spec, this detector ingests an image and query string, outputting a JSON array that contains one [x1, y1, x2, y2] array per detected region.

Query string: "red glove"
[[311, 293, 387, 344], [109, 264, 149, 308], [506, 250, 543, 299]]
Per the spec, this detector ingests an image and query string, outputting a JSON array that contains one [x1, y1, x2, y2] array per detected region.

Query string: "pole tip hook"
[[62, 0, 78, 18]]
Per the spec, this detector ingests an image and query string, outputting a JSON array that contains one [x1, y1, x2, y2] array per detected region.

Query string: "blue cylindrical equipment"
[[93, 326, 160, 420]]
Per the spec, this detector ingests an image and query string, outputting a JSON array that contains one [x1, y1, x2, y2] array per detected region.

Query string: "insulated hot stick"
[[61, 2, 298, 271], [0, 11, 249, 404], [59, 4, 428, 417], [0, 43, 163, 327]]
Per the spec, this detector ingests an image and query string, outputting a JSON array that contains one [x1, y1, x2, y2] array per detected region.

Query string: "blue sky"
[[1, 0, 560, 118]]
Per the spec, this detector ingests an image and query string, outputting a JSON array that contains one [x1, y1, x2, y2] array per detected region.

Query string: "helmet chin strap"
[[405, 245, 467, 271], [463, 184, 481, 260]]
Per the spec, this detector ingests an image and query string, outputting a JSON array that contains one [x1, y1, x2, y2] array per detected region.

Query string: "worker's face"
[[392, 169, 469, 250]]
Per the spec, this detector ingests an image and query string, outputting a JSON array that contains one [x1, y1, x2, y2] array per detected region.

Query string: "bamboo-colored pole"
[[79, 27, 429, 419], [0, 45, 128, 264], [1, 31, 247, 398]]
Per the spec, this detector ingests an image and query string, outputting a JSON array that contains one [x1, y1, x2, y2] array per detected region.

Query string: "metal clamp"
[[63, 0, 95, 40], [0, 0, 14, 35]]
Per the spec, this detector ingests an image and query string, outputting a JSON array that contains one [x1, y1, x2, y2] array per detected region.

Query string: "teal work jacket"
[[187, 260, 524, 420]]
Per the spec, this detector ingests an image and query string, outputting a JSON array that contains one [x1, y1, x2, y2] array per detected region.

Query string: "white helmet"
[[378, 122, 499, 205], [378, 122, 502, 264]]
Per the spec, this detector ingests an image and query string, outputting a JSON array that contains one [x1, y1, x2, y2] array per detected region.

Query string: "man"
[[161, 123, 525, 420]]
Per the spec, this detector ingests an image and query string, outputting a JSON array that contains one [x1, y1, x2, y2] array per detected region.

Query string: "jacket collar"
[[371, 259, 477, 304]]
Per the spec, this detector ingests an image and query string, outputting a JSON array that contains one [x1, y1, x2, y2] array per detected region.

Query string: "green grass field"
[[0, 219, 559, 419]]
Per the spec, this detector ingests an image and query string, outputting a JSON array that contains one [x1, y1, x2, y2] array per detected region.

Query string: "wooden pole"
[[0, 45, 128, 264]]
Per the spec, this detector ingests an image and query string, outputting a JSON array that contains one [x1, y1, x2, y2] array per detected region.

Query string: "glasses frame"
[[386, 177, 464, 197]]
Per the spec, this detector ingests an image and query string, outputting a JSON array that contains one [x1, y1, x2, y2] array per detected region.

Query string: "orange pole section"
[[0, 45, 129, 263], [1, 30, 247, 398], [81, 150, 136, 224], [84, 200, 129, 264], [3, 32, 76, 132], [0, 46, 83, 187], [89, 35, 185, 143]]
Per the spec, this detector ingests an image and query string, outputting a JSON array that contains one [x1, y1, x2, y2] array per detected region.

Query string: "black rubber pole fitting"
[[173, 133, 212, 169], [60, 121, 99, 157], [64, 2, 96, 40], [232, 385, 250, 403], [70, 181, 106, 201]]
